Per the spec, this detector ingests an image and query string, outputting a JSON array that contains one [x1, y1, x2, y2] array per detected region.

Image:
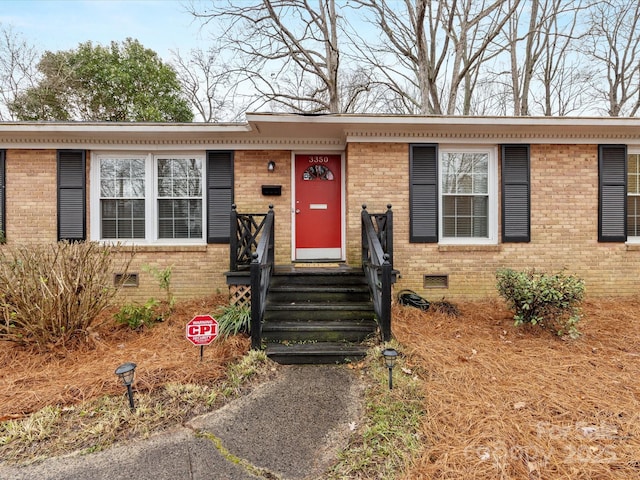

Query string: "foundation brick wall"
[[113, 246, 229, 302]]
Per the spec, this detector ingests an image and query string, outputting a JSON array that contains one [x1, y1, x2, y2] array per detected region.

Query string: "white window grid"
[[627, 152, 640, 238], [91, 152, 206, 244], [438, 147, 498, 245]]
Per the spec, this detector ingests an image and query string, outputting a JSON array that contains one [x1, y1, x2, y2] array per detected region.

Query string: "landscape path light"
[[115, 362, 137, 411], [382, 348, 398, 390]]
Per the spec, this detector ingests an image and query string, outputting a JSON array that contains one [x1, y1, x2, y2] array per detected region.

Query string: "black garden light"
[[114, 362, 137, 411], [382, 348, 398, 390]]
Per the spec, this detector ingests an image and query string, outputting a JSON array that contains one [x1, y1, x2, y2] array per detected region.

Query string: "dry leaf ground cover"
[[2, 294, 640, 479], [394, 298, 640, 479], [0, 294, 248, 421]]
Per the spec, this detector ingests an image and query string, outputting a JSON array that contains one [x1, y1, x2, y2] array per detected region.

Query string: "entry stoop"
[[263, 266, 377, 364]]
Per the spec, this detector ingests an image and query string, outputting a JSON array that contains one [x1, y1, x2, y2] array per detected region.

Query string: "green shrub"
[[216, 304, 251, 338], [496, 268, 585, 338], [0, 241, 134, 349], [114, 298, 162, 329], [142, 264, 175, 308]]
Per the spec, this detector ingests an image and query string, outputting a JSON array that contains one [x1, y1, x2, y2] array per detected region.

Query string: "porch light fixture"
[[114, 362, 137, 411], [267, 160, 276, 172], [382, 348, 398, 390]]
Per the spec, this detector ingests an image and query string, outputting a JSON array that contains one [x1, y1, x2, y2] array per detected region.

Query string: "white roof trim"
[[0, 114, 639, 148]]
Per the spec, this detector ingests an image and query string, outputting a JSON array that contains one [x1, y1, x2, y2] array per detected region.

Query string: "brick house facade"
[[1, 115, 640, 301]]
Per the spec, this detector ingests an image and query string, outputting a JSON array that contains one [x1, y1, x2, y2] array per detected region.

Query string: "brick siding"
[[5, 144, 640, 303], [347, 142, 637, 300], [5, 149, 58, 243]]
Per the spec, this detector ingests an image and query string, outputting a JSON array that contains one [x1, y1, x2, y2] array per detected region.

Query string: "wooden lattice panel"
[[229, 285, 251, 307]]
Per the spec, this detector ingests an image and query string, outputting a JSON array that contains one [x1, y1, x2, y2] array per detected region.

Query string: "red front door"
[[294, 154, 342, 260]]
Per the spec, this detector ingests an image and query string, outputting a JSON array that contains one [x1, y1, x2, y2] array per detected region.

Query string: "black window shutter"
[[207, 151, 234, 243], [0, 150, 5, 241], [598, 144, 627, 242], [410, 144, 438, 243], [501, 144, 530, 242], [57, 150, 86, 242]]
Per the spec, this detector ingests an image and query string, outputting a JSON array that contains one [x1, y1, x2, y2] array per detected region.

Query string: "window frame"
[[90, 152, 207, 245], [626, 148, 640, 243], [437, 146, 498, 245]]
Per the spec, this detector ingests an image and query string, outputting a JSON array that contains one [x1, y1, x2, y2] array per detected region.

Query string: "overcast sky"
[[0, 0, 206, 60]]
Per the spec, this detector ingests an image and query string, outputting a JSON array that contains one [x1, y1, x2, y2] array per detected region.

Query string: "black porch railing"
[[228, 204, 275, 349], [230, 204, 274, 271], [361, 204, 394, 342]]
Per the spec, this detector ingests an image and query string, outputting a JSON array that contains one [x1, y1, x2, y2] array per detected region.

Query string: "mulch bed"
[[0, 294, 248, 420], [3, 294, 640, 479], [394, 298, 640, 479]]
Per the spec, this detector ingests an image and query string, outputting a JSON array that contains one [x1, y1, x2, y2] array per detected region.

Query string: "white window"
[[627, 152, 640, 238], [100, 157, 146, 239], [157, 157, 203, 239], [91, 153, 205, 243], [439, 147, 497, 244]]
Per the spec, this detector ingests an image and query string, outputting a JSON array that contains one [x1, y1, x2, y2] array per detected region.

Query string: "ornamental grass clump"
[[496, 268, 585, 338], [216, 304, 251, 338], [0, 241, 134, 350]]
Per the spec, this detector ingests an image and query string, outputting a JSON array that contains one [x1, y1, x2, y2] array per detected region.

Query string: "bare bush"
[[0, 242, 134, 350]]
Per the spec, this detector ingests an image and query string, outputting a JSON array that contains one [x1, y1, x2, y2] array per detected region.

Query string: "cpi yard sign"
[[186, 315, 218, 345], [186, 315, 218, 361]]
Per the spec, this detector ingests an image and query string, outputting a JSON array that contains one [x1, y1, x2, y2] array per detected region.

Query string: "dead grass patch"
[[394, 298, 640, 479]]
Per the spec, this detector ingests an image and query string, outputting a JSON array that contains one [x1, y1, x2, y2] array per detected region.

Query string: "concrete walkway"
[[0, 365, 365, 480]]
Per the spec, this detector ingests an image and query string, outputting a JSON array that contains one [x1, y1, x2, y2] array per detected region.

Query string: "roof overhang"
[[246, 113, 640, 145], [0, 114, 639, 150]]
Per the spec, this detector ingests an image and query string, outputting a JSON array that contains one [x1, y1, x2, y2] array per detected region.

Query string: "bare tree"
[[467, 78, 511, 115], [172, 45, 245, 122], [350, 0, 520, 115], [188, 0, 372, 114], [582, 0, 640, 116], [535, 1, 593, 116], [188, 0, 620, 117], [445, 0, 521, 115], [0, 24, 39, 120], [348, 0, 447, 114], [498, 0, 589, 116], [503, 0, 542, 115]]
